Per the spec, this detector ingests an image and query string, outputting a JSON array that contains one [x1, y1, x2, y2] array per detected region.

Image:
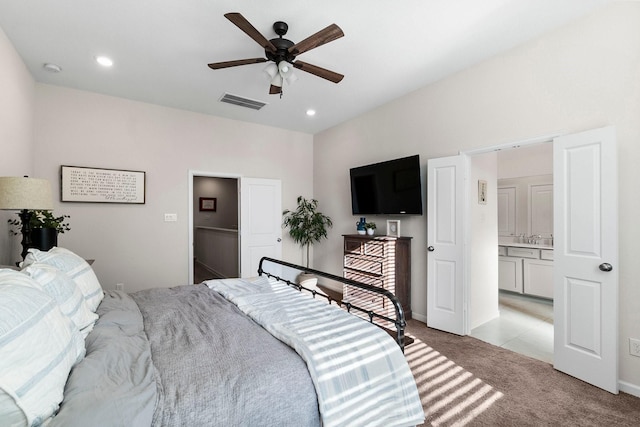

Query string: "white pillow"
[[22, 263, 99, 337], [23, 247, 104, 312], [0, 271, 85, 426]]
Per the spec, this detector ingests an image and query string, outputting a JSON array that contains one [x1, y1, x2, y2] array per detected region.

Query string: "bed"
[[0, 248, 424, 427]]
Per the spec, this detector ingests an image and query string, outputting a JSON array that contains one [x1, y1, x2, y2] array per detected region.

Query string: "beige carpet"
[[404, 319, 640, 426]]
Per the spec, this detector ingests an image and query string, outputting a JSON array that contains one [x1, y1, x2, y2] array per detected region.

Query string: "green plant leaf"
[[282, 196, 333, 268]]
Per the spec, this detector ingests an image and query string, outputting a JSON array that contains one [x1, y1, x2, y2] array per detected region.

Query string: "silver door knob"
[[599, 263, 613, 272], [427, 246, 435, 252], [277, 238, 282, 242]]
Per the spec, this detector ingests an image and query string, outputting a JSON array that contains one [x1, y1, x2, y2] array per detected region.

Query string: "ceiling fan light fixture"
[[270, 73, 284, 88], [209, 14, 344, 95], [263, 63, 279, 80], [278, 61, 292, 75], [284, 72, 297, 85]]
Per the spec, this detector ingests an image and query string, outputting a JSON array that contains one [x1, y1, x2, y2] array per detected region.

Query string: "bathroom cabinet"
[[499, 245, 553, 299], [498, 174, 553, 239]]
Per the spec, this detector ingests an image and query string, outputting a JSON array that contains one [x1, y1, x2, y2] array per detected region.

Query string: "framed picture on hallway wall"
[[199, 197, 217, 211]]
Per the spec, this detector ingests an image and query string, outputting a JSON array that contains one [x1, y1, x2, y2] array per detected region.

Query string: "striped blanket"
[[206, 277, 424, 427]]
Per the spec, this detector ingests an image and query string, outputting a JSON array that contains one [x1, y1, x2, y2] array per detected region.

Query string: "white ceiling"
[[0, 0, 611, 134]]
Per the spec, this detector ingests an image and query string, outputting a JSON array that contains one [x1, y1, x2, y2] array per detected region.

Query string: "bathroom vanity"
[[499, 243, 553, 299], [498, 174, 554, 299]]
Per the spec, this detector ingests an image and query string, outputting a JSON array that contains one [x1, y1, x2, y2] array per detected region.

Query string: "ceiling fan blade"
[[293, 61, 344, 83], [269, 85, 282, 95], [208, 58, 267, 70], [288, 23, 344, 56], [224, 12, 277, 53]]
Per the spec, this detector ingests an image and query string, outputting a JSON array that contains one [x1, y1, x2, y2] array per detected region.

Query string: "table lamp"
[[0, 176, 53, 260]]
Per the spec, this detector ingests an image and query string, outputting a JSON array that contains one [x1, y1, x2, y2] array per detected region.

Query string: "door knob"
[[427, 246, 435, 252], [599, 263, 612, 272], [277, 238, 282, 242]]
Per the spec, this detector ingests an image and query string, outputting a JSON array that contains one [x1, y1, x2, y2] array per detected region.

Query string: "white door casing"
[[427, 155, 466, 335], [553, 126, 618, 393], [240, 178, 282, 278]]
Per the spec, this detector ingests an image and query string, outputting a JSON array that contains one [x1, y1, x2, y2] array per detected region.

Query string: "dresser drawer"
[[343, 286, 386, 311], [540, 249, 554, 260], [498, 246, 507, 256], [344, 239, 363, 254], [363, 241, 385, 257], [344, 255, 383, 275], [344, 270, 385, 288], [507, 247, 540, 259], [344, 238, 386, 258]]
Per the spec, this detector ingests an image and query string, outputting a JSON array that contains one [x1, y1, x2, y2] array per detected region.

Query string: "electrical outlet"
[[630, 338, 640, 357], [164, 213, 178, 222], [116, 283, 124, 291]]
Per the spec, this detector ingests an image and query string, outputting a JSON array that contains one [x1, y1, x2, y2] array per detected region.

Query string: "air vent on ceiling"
[[219, 93, 267, 111]]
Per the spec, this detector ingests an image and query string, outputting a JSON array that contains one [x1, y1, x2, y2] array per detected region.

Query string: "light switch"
[[164, 213, 178, 222]]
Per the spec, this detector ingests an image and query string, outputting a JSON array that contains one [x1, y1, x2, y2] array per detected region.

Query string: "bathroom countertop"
[[499, 242, 553, 250]]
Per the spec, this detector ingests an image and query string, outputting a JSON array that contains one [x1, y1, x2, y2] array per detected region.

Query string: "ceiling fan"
[[208, 13, 344, 95]]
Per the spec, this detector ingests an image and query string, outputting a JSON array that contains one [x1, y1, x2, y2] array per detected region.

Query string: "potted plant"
[[365, 222, 376, 236], [282, 196, 333, 286], [8, 209, 71, 251]]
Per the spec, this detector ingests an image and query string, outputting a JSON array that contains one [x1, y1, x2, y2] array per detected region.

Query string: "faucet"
[[527, 234, 541, 244]]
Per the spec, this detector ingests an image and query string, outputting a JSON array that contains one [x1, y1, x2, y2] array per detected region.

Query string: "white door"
[[240, 178, 282, 278], [427, 155, 466, 335], [553, 126, 618, 393]]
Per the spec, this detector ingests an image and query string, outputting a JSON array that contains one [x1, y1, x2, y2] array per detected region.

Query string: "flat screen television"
[[350, 155, 423, 215]]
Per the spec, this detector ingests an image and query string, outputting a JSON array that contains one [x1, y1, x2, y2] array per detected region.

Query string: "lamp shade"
[[0, 177, 53, 210]]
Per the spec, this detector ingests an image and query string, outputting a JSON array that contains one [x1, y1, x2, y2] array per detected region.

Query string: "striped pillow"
[[23, 247, 104, 312], [22, 263, 99, 337], [0, 271, 85, 426]]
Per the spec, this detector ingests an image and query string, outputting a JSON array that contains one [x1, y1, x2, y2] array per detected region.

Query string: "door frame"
[[188, 170, 241, 284], [458, 129, 619, 393], [427, 132, 566, 335]]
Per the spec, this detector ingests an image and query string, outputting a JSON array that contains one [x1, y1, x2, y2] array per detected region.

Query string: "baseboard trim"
[[194, 260, 226, 280], [412, 312, 427, 323], [619, 380, 640, 398]]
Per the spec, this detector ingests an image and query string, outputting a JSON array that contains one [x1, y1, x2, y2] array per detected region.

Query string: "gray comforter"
[[52, 286, 320, 426]]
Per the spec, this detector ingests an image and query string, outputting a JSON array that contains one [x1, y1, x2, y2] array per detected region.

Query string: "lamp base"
[[18, 209, 34, 261]]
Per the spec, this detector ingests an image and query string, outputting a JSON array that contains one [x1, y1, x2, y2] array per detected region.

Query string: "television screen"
[[350, 155, 423, 215]]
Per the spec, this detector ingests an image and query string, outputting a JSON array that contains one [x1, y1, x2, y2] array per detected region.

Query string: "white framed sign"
[[61, 165, 146, 204]]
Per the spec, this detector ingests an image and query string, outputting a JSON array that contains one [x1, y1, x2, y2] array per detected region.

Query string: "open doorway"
[[192, 175, 240, 283], [188, 172, 283, 284], [428, 127, 618, 392], [468, 143, 554, 364]]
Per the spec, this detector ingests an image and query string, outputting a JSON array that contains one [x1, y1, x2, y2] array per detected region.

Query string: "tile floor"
[[471, 291, 554, 364]]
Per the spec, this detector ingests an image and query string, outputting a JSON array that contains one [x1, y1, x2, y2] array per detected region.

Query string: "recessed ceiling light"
[[306, 109, 316, 116], [42, 63, 62, 73], [95, 56, 113, 67]]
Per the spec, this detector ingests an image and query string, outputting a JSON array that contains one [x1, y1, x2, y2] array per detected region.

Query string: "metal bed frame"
[[257, 257, 407, 352]]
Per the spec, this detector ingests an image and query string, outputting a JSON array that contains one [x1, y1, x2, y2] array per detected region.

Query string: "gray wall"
[[193, 177, 238, 229]]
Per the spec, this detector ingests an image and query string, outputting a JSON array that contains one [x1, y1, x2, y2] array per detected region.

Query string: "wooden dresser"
[[342, 234, 412, 321]]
